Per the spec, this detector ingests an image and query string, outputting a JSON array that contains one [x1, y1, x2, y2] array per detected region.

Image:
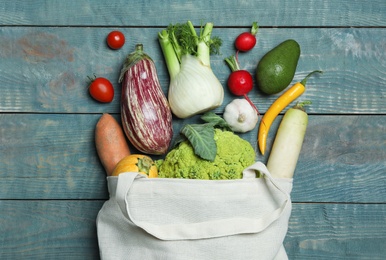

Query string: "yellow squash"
[[111, 154, 158, 178]]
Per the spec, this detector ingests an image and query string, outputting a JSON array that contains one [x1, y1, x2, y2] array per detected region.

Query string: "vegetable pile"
[[92, 20, 322, 181]]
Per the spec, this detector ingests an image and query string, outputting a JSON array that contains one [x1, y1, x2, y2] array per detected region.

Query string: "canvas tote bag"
[[97, 161, 293, 260]]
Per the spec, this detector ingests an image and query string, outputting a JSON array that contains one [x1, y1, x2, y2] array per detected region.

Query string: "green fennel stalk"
[[158, 21, 222, 78]]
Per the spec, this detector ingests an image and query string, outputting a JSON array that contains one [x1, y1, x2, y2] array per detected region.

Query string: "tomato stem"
[[87, 74, 97, 83]]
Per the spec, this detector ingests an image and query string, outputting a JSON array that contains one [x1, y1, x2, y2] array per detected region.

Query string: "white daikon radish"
[[267, 103, 309, 178]]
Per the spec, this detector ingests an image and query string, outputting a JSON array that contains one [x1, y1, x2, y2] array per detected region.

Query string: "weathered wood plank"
[[285, 203, 386, 259], [0, 114, 109, 199], [0, 27, 385, 114], [1, 114, 385, 202], [290, 114, 386, 204], [0, 0, 385, 27], [0, 200, 102, 260], [0, 201, 385, 259]]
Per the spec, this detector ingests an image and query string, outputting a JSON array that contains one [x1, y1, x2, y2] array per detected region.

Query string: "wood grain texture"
[[0, 27, 385, 114], [0, 200, 103, 260], [291, 115, 386, 203], [0, 114, 109, 199], [0, 0, 385, 26], [285, 203, 386, 259], [0, 201, 384, 259]]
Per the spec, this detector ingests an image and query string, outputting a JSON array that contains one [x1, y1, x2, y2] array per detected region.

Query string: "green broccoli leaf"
[[180, 123, 216, 161], [201, 112, 232, 131]]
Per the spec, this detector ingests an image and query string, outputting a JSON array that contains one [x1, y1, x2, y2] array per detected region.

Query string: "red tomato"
[[106, 31, 125, 50], [235, 32, 256, 52], [89, 77, 114, 103], [227, 70, 253, 96]]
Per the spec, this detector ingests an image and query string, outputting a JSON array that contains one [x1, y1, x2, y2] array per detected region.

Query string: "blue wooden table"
[[1, 0, 385, 259]]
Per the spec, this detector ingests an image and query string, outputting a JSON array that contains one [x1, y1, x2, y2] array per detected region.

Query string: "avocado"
[[256, 39, 300, 95]]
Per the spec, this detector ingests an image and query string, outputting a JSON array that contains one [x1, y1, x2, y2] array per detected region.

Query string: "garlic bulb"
[[223, 99, 258, 133]]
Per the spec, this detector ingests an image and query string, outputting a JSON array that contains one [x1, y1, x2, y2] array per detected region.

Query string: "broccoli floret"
[[158, 129, 256, 180]]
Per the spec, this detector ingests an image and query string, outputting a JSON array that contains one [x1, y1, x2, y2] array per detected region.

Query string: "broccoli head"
[[158, 129, 256, 180]]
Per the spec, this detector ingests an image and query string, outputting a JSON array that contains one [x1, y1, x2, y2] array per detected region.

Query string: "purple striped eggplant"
[[119, 44, 173, 155]]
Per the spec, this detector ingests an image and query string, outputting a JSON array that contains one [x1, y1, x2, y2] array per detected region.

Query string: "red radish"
[[227, 70, 253, 96], [224, 55, 259, 114], [235, 22, 259, 52]]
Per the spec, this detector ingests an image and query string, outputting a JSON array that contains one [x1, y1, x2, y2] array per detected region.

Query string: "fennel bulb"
[[168, 54, 224, 118], [158, 21, 224, 118]]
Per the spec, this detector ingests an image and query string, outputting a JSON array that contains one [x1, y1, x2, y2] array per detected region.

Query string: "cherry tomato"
[[89, 77, 114, 103], [235, 32, 256, 52], [106, 31, 125, 50], [227, 70, 253, 96]]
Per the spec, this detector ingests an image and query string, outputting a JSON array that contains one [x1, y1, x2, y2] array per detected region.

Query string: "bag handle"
[[115, 162, 291, 241]]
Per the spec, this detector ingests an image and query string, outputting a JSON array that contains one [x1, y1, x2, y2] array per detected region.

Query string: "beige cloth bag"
[[97, 162, 293, 260]]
